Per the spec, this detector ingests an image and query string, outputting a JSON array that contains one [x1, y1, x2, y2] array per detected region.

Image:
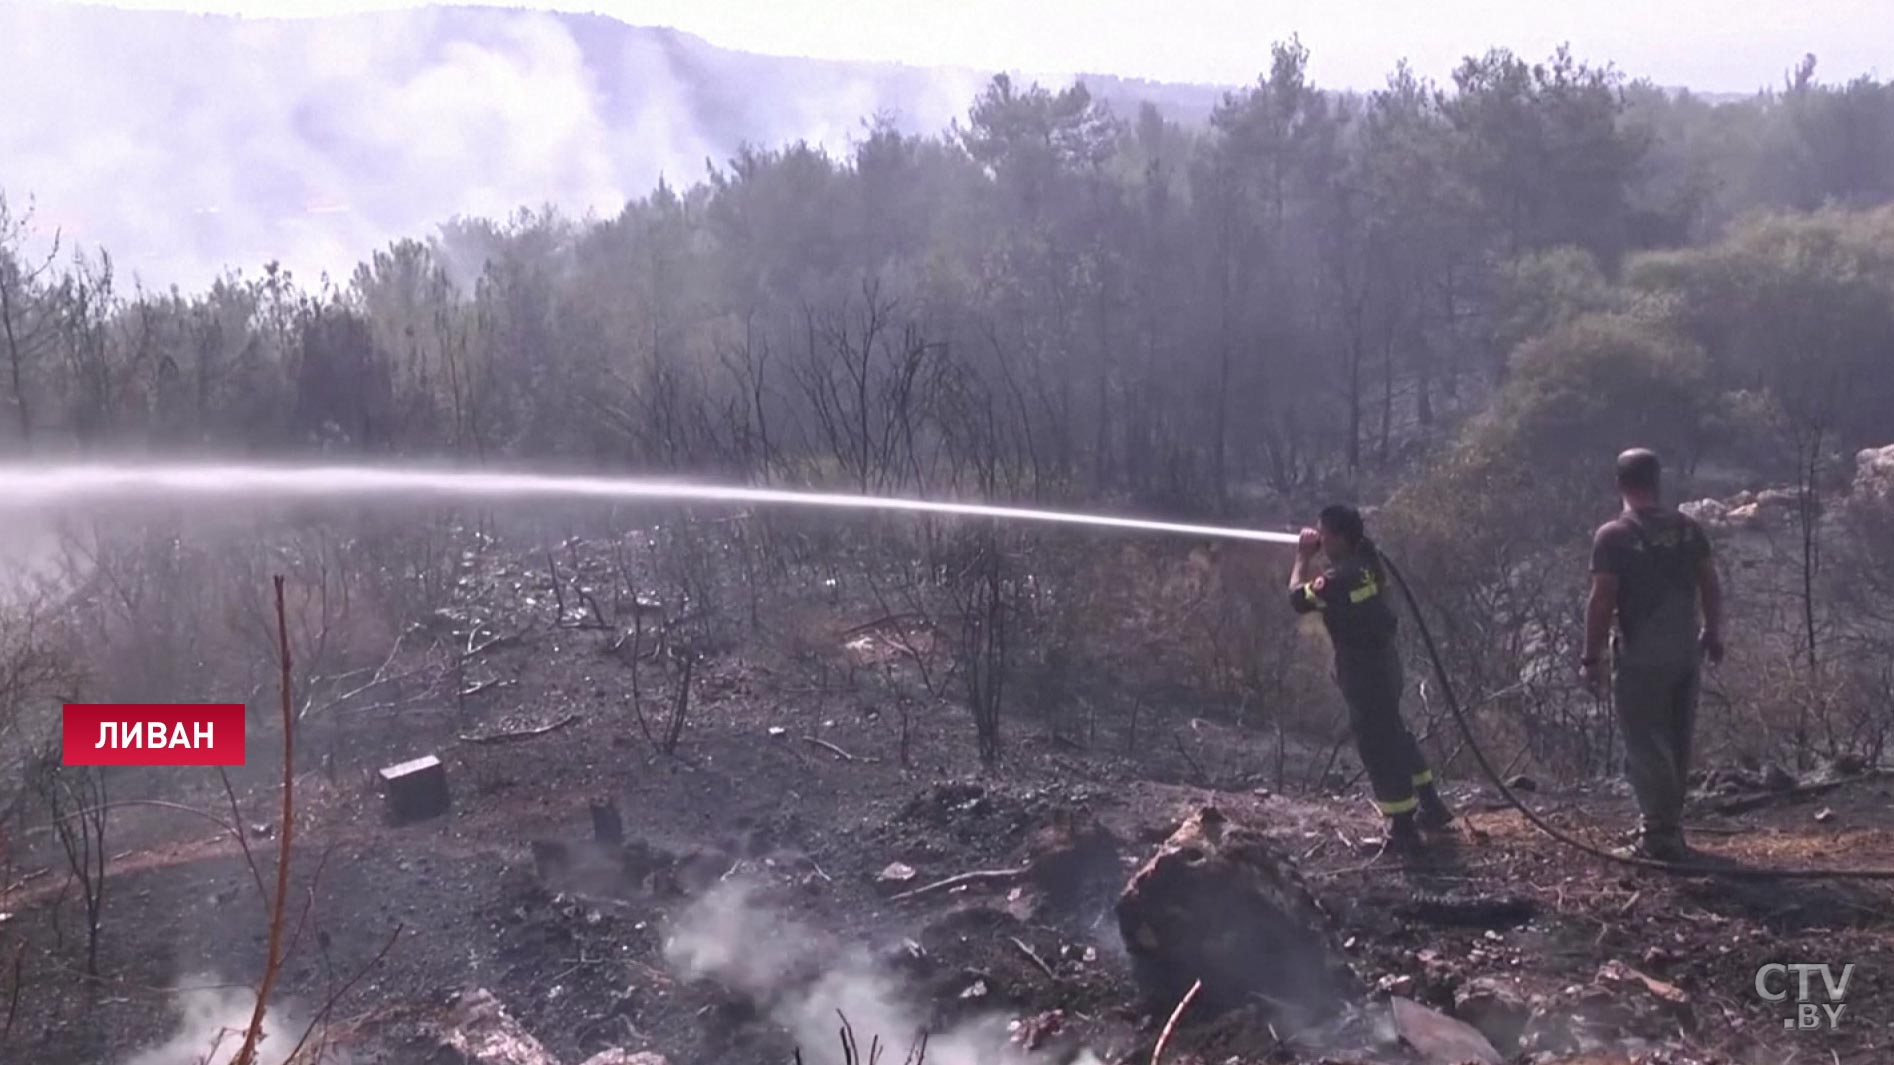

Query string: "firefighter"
[[1290, 504, 1455, 857], [1581, 448, 1724, 861]]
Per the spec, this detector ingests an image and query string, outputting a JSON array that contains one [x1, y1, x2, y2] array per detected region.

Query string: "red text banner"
[[62, 703, 246, 766]]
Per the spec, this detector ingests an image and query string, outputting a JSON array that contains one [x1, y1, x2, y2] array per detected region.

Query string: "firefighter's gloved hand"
[[1297, 527, 1321, 558]]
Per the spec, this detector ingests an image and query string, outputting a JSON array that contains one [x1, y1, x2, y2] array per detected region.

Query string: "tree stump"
[[1116, 806, 1362, 1027]]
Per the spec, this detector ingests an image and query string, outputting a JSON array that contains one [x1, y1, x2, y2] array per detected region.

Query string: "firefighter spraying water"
[[1287, 504, 1454, 859], [3, 458, 1891, 881]]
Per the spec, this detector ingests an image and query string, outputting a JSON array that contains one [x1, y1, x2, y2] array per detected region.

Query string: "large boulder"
[[1115, 806, 1362, 1028]]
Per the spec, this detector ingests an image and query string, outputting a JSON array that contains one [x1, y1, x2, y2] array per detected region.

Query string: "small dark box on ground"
[[379, 754, 449, 824], [591, 798, 624, 844]]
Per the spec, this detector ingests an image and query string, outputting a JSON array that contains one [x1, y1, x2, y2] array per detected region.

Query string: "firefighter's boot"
[[1417, 783, 1456, 832], [1378, 812, 1425, 861]]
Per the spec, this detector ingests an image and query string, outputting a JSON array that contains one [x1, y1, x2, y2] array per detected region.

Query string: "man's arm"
[[1583, 572, 1618, 665], [1698, 556, 1725, 663], [1584, 524, 1621, 666], [1288, 528, 1325, 613]]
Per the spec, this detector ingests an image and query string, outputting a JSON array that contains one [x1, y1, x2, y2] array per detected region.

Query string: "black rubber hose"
[[1378, 549, 1894, 881]]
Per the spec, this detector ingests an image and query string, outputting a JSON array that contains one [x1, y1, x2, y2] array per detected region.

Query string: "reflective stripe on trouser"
[[1612, 662, 1699, 837], [1335, 643, 1432, 817]]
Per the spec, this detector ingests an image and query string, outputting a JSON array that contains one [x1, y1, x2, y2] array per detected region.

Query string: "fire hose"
[[1377, 550, 1894, 881]]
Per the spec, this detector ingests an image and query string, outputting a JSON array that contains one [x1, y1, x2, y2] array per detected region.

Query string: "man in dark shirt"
[[1582, 449, 1725, 861], [1290, 504, 1454, 857]]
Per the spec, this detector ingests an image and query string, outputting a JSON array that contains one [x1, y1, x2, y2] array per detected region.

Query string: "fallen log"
[[889, 865, 1030, 902], [458, 714, 580, 745], [1395, 892, 1537, 928], [802, 736, 869, 763]]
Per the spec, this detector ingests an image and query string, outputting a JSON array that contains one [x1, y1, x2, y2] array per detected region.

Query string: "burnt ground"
[[4, 537, 1894, 1065]]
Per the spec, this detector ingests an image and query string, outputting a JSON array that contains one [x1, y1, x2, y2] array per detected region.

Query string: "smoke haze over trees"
[[0, 3, 1229, 291]]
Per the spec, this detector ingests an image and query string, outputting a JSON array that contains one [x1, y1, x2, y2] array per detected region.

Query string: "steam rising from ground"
[[123, 979, 315, 1065], [667, 881, 1096, 1065], [0, 3, 984, 292]]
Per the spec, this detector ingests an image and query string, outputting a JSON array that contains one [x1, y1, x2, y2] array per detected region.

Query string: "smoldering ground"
[[664, 880, 1106, 1065], [122, 978, 315, 1065]]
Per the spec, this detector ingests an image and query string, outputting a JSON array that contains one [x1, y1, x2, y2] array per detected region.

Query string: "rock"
[[1679, 498, 1727, 524], [1756, 487, 1801, 509], [1391, 996, 1503, 1065], [1854, 444, 1894, 500], [1453, 976, 1531, 1052], [878, 862, 919, 886], [437, 989, 559, 1065], [1116, 806, 1361, 1027], [577, 1053, 669, 1065]]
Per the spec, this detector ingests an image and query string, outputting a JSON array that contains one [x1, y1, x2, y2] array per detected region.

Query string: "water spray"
[[4, 461, 1889, 880], [0, 463, 1300, 545]]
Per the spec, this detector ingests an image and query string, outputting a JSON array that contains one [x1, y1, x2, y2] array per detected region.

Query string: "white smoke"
[[666, 881, 1086, 1065], [0, 3, 983, 294], [121, 978, 319, 1065]]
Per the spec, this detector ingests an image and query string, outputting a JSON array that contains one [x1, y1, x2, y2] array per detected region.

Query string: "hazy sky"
[[41, 0, 1891, 91], [9, 0, 1887, 292]]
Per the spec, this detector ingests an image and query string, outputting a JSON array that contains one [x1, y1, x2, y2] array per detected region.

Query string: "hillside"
[[4, 514, 1890, 1065]]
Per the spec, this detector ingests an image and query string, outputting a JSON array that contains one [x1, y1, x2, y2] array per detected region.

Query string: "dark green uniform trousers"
[[1612, 662, 1699, 839], [1335, 642, 1433, 815]]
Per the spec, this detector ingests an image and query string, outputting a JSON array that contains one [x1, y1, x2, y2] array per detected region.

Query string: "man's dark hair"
[[1318, 504, 1366, 547], [1617, 448, 1662, 494]]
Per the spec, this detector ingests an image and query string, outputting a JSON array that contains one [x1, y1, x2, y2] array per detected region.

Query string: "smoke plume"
[[121, 978, 315, 1065], [0, 3, 986, 294], [666, 880, 1095, 1065]]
